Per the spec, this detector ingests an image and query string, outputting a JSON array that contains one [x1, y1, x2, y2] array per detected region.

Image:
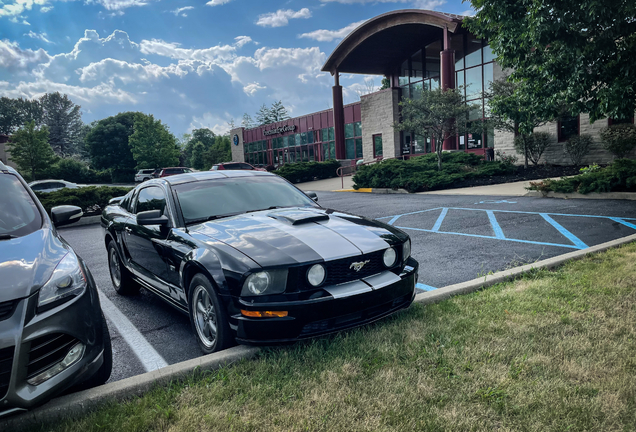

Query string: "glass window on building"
[[469, 100, 484, 121], [295, 133, 301, 146], [485, 126, 495, 148], [413, 134, 425, 154], [425, 40, 442, 78], [465, 35, 482, 68], [399, 59, 410, 86], [483, 44, 496, 63], [321, 128, 327, 142], [308, 131, 314, 144], [301, 146, 308, 162], [354, 121, 361, 137], [346, 139, 355, 159], [411, 50, 424, 79], [426, 137, 432, 153], [452, 34, 465, 70], [465, 66, 483, 100], [328, 127, 334, 141], [559, 115, 579, 142], [430, 78, 440, 91], [456, 71, 465, 97], [355, 138, 363, 159], [308, 145, 315, 161], [345, 123, 354, 139], [301, 132, 307, 145], [324, 144, 330, 161], [373, 134, 383, 157], [483, 62, 494, 95]]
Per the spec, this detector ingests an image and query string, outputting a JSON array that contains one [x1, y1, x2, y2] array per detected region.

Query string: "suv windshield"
[[174, 176, 317, 224], [0, 174, 43, 237]]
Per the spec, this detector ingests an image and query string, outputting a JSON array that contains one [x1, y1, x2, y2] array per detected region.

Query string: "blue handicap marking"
[[475, 199, 517, 204], [416, 283, 437, 292], [383, 207, 636, 250]]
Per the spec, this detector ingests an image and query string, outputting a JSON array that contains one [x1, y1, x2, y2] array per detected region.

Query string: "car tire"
[[107, 241, 139, 295], [78, 313, 112, 389], [188, 274, 233, 354]]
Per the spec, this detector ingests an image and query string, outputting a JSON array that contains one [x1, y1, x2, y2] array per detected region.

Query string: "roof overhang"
[[322, 9, 464, 76]]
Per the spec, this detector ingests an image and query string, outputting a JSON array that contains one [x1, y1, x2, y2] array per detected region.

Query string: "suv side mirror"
[[306, 191, 318, 202], [137, 209, 169, 226], [51, 205, 83, 227]]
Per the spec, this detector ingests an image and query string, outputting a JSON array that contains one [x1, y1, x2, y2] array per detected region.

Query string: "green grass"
[[29, 244, 636, 432]]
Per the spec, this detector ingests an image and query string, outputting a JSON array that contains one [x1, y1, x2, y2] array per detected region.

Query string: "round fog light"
[[383, 248, 397, 267], [246, 272, 271, 295], [307, 264, 326, 286]]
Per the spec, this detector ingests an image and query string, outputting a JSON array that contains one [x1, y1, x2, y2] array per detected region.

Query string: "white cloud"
[[234, 36, 252, 48], [243, 82, 265, 96], [299, 20, 365, 42], [40, 5, 53, 12], [24, 30, 53, 43], [0, 79, 137, 104], [206, 0, 231, 6], [170, 5, 193, 16], [189, 112, 232, 135], [461, 8, 475, 16], [0, 0, 48, 18], [91, 0, 158, 11], [0, 39, 50, 71], [140, 38, 237, 62], [256, 8, 311, 28]]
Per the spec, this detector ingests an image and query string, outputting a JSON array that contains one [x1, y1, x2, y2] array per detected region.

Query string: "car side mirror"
[[306, 191, 318, 202], [51, 205, 83, 227], [109, 196, 123, 205], [137, 210, 169, 226]]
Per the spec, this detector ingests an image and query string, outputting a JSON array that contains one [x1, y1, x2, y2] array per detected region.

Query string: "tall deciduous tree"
[[129, 114, 180, 169], [0, 97, 43, 135], [7, 121, 56, 181], [85, 112, 138, 172], [467, 0, 636, 122], [394, 88, 478, 171], [40, 92, 84, 157]]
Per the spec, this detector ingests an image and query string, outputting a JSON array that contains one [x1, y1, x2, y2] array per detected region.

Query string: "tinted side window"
[[135, 187, 167, 214], [0, 174, 42, 237], [240, 163, 253, 170], [225, 164, 239, 170]]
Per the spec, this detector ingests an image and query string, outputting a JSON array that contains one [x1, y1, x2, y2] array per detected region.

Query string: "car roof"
[[145, 169, 274, 186]]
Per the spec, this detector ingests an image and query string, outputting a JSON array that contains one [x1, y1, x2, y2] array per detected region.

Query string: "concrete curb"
[[334, 188, 409, 194], [1, 346, 260, 430], [4, 234, 636, 430], [57, 215, 102, 229], [524, 190, 636, 200], [414, 233, 636, 305]]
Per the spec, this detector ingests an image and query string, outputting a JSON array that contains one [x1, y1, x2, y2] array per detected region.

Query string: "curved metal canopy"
[[322, 9, 464, 76]]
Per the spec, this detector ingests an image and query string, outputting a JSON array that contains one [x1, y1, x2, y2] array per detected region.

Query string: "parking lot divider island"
[[35, 186, 133, 216]]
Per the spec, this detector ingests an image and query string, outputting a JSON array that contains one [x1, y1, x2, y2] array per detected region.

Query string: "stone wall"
[[229, 127, 245, 163], [360, 88, 401, 162]]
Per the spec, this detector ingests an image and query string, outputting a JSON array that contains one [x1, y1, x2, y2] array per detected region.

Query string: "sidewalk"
[[295, 176, 354, 192], [417, 179, 536, 196]]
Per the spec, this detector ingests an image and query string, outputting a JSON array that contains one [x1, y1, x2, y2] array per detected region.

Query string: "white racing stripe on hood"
[[253, 214, 361, 261], [318, 215, 390, 254]]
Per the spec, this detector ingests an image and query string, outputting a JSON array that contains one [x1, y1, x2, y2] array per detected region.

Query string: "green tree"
[[380, 77, 391, 90], [467, 0, 636, 122], [242, 113, 255, 129], [189, 141, 207, 170], [7, 121, 56, 181], [205, 135, 231, 166], [0, 97, 43, 135], [394, 88, 477, 171], [129, 114, 180, 169], [269, 100, 290, 122], [40, 92, 84, 157], [485, 76, 550, 168], [255, 104, 272, 126], [85, 112, 138, 173]]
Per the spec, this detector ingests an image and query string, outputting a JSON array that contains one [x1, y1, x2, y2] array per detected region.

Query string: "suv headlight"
[[38, 252, 87, 311], [241, 270, 287, 296]]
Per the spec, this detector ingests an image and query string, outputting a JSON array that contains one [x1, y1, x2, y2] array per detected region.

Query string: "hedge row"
[[527, 159, 636, 194], [35, 186, 133, 216], [353, 153, 516, 193], [274, 160, 342, 184]]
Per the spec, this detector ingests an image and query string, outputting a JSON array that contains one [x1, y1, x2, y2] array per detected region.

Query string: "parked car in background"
[[134, 169, 156, 182], [102, 170, 417, 354], [28, 180, 81, 193], [153, 167, 194, 178], [210, 162, 266, 172], [0, 161, 112, 418]]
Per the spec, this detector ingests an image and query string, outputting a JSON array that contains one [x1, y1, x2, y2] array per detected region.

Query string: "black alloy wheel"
[[188, 274, 232, 354], [107, 242, 140, 295]]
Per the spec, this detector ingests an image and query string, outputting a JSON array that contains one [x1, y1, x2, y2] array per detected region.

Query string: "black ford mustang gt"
[[101, 171, 418, 353]]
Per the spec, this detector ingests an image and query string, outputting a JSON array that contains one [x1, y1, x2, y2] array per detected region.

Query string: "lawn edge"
[[3, 233, 636, 430]]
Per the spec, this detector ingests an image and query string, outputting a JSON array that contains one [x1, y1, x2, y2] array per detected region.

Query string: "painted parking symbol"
[[379, 207, 636, 251], [474, 199, 517, 204]]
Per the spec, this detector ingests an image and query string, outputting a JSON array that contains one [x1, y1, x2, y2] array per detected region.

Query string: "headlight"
[[383, 247, 397, 267], [241, 270, 287, 296], [403, 239, 411, 261], [307, 264, 326, 287], [38, 252, 87, 311]]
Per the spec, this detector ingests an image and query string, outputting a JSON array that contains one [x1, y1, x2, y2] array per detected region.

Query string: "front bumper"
[[0, 267, 106, 418], [233, 257, 419, 344]]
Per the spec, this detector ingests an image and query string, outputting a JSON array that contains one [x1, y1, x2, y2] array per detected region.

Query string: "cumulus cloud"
[[140, 39, 237, 62], [170, 5, 193, 16], [0, 39, 50, 71], [24, 30, 53, 44], [206, 0, 231, 6], [91, 0, 158, 11], [0, 79, 137, 105], [256, 8, 311, 28], [0, 0, 48, 18], [299, 20, 365, 42], [243, 82, 265, 96], [233, 36, 252, 48], [40, 5, 53, 12]]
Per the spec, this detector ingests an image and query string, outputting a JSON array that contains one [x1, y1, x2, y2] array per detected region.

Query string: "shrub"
[[353, 152, 515, 193], [565, 134, 593, 165], [527, 159, 636, 194], [41, 158, 112, 184], [515, 132, 553, 165], [35, 186, 133, 216], [600, 124, 636, 159], [495, 150, 518, 166], [274, 160, 342, 184]]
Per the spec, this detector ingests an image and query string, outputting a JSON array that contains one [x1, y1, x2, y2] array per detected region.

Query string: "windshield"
[[174, 175, 318, 224], [0, 174, 43, 237]]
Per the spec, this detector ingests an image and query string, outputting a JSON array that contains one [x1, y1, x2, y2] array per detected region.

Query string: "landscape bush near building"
[[35, 186, 132, 216], [600, 124, 636, 159], [274, 160, 341, 184]]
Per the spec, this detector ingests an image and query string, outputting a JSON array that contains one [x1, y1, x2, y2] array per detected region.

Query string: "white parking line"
[[98, 291, 169, 372]]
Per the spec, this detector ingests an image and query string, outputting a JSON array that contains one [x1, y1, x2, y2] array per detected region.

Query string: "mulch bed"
[[448, 164, 585, 190]]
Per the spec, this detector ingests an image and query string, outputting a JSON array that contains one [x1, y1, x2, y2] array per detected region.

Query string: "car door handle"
[[124, 227, 132, 234]]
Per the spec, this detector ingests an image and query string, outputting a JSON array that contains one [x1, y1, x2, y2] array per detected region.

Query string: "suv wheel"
[[188, 274, 233, 354], [107, 242, 140, 295]]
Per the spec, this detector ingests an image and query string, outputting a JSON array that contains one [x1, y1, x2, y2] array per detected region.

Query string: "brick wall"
[[360, 88, 401, 162]]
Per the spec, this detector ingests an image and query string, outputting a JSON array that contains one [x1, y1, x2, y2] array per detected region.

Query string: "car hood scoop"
[[267, 209, 329, 225]]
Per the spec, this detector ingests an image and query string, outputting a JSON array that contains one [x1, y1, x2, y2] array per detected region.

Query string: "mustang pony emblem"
[[349, 260, 370, 272]]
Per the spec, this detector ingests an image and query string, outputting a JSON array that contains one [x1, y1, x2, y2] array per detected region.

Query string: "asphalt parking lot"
[[59, 193, 636, 383]]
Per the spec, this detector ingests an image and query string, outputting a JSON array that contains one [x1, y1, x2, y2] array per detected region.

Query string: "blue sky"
[[0, 0, 472, 137]]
